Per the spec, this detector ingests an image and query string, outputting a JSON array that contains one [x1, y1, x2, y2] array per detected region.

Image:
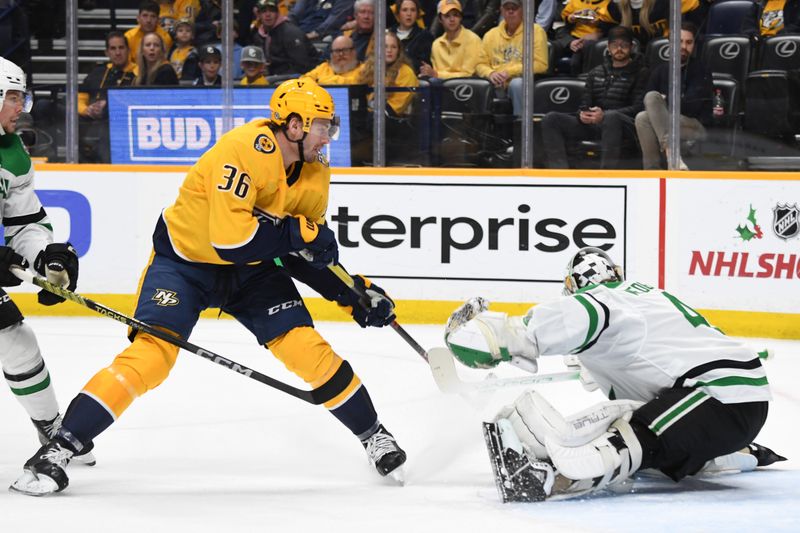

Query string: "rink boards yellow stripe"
[[12, 294, 800, 340], [33, 162, 800, 180]]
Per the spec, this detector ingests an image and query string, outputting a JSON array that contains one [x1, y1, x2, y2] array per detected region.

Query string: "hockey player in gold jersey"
[[11, 78, 407, 496]]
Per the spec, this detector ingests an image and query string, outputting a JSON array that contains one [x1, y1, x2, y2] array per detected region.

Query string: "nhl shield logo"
[[772, 203, 800, 240]]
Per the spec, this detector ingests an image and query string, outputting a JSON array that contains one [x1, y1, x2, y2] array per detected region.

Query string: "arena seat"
[[757, 35, 800, 71], [705, 0, 760, 36], [701, 35, 752, 90]]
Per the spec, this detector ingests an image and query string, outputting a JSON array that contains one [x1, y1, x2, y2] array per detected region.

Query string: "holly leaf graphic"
[[754, 224, 763, 239], [747, 205, 758, 227], [736, 224, 757, 241]]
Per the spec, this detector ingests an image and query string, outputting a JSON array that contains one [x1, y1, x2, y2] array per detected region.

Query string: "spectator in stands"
[[239, 45, 268, 85], [389, 0, 428, 29], [359, 30, 420, 116], [168, 18, 199, 80], [289, 0, 354, 42], [476, 0, 545, 91], [192, 45, 223, 85], [541, 25, 648, 169], [208, 20, 245, 79], [507, 25, 549, 116], [635, 21, 712, 170], [607, 0, 706, 50], [419, 0, 488, 79], [304, 35, 364, 84], [534, 0, 558, 31], [427, 0, 479, 37], [392, 0, 435, 72], [79, 31, 138, 163], [127, 1, 174, 66], [137, 32, 180, 85], [344, 0, 377, 62], [431, 0, 551, 37], [251, 0, 320, 75], [158, 0, 201, 36], [758, 0, 800, 36], [551, 0, 614, 75], [194, 0, 222, 46]]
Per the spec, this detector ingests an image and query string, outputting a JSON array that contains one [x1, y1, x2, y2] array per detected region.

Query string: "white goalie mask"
[[563, 247, 624, 295], [0, 57, 33, 113]]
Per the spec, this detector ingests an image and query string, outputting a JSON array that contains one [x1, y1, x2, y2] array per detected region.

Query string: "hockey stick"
[[427, 347, 580, 394], [327, 264, 429, 362], [10, 267, 341, 405]]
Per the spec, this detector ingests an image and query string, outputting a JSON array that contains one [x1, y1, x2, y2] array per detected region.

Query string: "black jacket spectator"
[[582, 55, 648, 118], [289, 0, 354, 40], [394, 24, 434, 72], [147, 64, 180, 85], [80, 62, 136, 118], [645, 58, 713, 125], [194, 0, 222, 46], [252, 17, 320, 75]]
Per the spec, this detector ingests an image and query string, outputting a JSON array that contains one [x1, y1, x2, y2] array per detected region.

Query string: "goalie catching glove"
[[336, 275, 395, 328], [444, 297, 539, 371], [0, 246, 30, 286], [287, 215, 338, 269], [34, 243, 79, 305]]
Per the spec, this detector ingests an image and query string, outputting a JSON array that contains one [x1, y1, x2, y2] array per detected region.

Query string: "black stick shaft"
[[12, 268, 326, 404], [328, 264, 429, 362]]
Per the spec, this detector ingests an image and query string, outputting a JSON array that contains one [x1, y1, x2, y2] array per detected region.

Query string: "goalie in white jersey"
[[445, 246, 780, 502]]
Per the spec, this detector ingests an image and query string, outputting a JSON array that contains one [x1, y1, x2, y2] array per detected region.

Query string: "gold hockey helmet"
[[270, 77, 339, 139]]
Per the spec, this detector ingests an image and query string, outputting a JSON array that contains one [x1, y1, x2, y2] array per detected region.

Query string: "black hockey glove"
[[287, 215, 338, 269], [0, 246, 30, 286], [34, 242, 79, 306], [337, 275, 396, 328]]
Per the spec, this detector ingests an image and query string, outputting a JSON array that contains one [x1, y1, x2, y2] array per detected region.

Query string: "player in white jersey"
[[445, 246, 780, 502], [0, 57, 94, 463]]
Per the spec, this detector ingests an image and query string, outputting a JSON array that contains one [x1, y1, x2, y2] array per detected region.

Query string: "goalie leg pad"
[[545, 418, 643, 495], [498, 391, 643, 459]]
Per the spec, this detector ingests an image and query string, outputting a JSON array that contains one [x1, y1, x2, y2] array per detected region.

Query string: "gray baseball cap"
[[240, 46, 266, 64]]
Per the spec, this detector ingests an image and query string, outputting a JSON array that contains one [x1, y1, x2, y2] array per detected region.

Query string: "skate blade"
[[8, 470, 59, 497], [385, 466, 406, 486], [73, 451, 97, 467]]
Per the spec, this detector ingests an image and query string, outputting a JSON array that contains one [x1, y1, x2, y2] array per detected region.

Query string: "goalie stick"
[[10, 267, 343, 406], [427, 347, 580, 394], [327, 264, 429, 362]]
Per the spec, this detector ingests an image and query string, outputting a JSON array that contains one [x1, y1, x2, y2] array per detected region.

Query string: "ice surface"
[[1, 317, 797, 532]]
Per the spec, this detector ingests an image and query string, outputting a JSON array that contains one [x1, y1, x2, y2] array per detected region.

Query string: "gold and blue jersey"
[[159, 119, 330, 265]]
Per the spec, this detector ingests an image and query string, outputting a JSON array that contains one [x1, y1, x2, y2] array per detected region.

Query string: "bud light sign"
[[108, 87, 351, 166]]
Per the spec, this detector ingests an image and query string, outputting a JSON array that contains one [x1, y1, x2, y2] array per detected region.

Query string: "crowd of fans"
[[8, 0, 800, 166]]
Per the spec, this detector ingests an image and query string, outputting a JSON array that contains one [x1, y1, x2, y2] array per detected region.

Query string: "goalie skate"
[[483, 420, 554, 502]]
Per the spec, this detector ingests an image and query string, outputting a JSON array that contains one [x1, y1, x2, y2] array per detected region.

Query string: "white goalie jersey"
[[528, 280, 771, 404], [0, 133, 53, 265]]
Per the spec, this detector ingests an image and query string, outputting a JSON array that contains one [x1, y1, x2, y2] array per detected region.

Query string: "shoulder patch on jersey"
[[254, 134, 276, 154]]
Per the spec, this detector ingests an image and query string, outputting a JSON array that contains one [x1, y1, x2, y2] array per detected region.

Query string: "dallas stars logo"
[[735, 204, 763, 241]]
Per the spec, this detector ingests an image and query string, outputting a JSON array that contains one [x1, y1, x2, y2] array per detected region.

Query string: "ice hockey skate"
[[9, 439, 74, 496], [483, 420, 554, 502], [31, 415, 96, 466], [361, 424, 407, 484]]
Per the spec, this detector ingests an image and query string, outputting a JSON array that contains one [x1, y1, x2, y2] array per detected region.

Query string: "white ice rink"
[[1, 317, 798, 532]]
